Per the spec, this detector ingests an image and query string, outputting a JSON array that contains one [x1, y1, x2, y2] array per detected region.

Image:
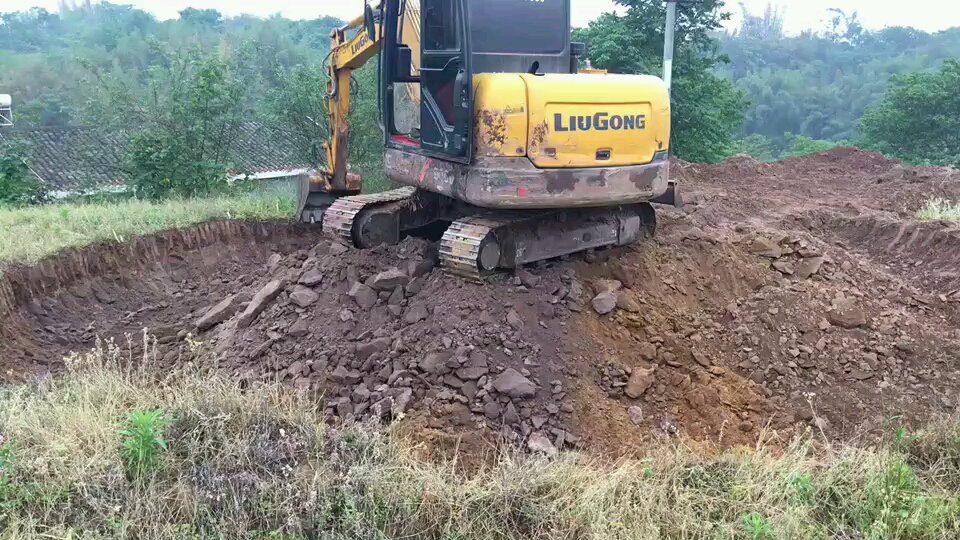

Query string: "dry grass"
[[916, 197, 960, 221], [0, 190, 295, 265], [1, 339, 959, 539]]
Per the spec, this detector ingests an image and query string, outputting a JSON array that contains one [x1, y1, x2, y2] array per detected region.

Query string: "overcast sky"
[[5, 0, 959, 35]]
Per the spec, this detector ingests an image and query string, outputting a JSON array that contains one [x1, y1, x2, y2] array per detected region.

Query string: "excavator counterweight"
[[297, 0, 681, 280]]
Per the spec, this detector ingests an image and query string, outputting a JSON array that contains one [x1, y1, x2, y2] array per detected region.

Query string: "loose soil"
[[3, 148, 959, 458]]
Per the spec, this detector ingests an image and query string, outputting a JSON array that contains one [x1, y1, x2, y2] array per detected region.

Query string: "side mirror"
[[363, 3, 377, 41]]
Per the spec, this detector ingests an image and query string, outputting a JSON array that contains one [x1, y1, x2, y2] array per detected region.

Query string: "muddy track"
[[2, 148, 959, 456]]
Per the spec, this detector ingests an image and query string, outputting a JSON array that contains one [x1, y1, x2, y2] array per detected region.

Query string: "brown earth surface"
[[2, 148, 960, 458]]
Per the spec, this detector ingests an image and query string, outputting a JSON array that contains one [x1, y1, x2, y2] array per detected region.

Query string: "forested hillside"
[[718, 5, 960, 158], [0, 2, 341, 127]]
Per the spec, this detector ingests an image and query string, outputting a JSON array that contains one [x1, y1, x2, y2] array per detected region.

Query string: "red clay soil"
[[2, 148, 959, 458]]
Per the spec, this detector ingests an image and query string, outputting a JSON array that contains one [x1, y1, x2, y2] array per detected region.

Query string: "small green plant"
[[0, 439, 15, 511], [118, 409, 171, 479], [788, 470, 815, 504], [740, 511, 774, 540]]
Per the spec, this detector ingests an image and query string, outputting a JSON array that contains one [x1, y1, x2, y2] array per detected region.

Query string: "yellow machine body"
[[474, 72, 671, 168]]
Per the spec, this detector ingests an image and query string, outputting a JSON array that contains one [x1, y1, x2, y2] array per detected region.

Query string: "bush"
[[0, 139, 46, 205], [87, 45, 250, 200]]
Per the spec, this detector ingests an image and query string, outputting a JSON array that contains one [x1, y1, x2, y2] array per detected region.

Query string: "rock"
[[566, 280, 585, 303], [290, 286, 320, 308], [288, 360, 307, 378], [506, 309, 524, 331], [387, 286, 404, 306], [516, 269, 541, 289], [692, 350, 712, 367], [851, 369, 874, 381], [484, 402, 502, 420], [329, 243, 349, 256], [797, 257, 824, 279], [532, 415, 547, 429], [738, 421, 754, 432], [404, 304, 429, 324], [299, 269, 324, 287], [332, 365, 362, 384], [248, 339, 277, 361], [625, 368, 654, 399], [393, 388, 414, 416], [456, 365, 488, 380], [749, 237, 782, 258], [593, 279, 623, 295], [357, 338, 391, 360], [420, 352, 452, 374], [287, 319, 310, 338], [503, 402, 520, 425], [237, 280, 284, 328], [527, 432, 557, 457], [627, 405, 643, 426], [493, 368, 537, 398], [267, 253, 283, 272], [638, 342, 657, 361], [895, 341, 917, 355], [616, 291, 642, 313], [371, 268, 410, 291], [196, 294, 241, 331], [592, 291, 618, 315], [828, 300, 867, 329], [407, 258, 437, 279], [348, 282, 378, 311], [772, 261, 795, 275]]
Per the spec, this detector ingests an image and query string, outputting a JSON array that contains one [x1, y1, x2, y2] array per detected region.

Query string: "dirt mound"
[[3, 149, 960, 457]]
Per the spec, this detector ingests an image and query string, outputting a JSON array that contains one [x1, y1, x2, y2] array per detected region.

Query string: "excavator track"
[[322, 187, 417, 245], [439, 205, 655, 283], [439, 216, 510, 282]]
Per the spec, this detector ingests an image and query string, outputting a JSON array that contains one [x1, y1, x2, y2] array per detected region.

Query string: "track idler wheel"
[[477, 233, 502, 272]]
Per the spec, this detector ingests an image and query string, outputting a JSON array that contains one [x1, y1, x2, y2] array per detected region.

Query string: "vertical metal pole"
[[662, 0, 677, 95]]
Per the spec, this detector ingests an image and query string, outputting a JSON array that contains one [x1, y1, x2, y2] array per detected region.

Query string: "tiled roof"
[[0, 122, 310, 191]]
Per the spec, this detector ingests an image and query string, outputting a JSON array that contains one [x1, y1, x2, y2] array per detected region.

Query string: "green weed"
[[118, 409, 171, 480], [740, 512, 774, 540]]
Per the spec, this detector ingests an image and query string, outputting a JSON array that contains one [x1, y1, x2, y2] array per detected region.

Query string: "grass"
[[916, 197, 960, 221], [1, 337, 959, 539], [0, 189, 296, 266]]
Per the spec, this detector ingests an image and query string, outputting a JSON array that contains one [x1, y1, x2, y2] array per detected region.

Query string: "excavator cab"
[[380, 0, 583, 164], [302, 0, 679, 281]]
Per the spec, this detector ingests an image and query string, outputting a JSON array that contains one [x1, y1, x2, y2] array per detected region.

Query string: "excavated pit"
[[2, 148, 960, 457]]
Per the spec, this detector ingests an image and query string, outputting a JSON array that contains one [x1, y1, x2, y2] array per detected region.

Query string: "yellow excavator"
[[297, 0, 681, 281]]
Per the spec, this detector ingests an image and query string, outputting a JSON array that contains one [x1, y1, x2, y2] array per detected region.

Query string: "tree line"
[[0, 1, 957, 204]]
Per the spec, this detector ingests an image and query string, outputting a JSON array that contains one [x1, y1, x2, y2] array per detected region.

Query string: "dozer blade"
[[439, 204, 657, 282]]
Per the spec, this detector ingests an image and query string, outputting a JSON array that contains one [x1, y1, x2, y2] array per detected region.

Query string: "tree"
[[574, 0, 747, 163], [86, 44, 253, 199], [0, 138, 45, 204], [261, 61, 384, 177], [860, 59, 960, 166]]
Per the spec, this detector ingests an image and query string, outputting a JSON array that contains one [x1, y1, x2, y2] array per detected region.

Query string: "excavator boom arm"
[[323, 14, 382, 193], [322, 1, 422, 195]]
